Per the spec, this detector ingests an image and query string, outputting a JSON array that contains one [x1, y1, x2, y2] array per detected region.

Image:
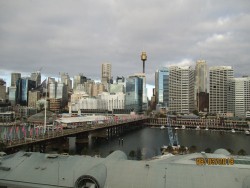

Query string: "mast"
[[44, 77, 48, 134]]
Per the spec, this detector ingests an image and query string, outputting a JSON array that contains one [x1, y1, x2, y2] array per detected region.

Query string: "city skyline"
[[0, 0, 250, 87]]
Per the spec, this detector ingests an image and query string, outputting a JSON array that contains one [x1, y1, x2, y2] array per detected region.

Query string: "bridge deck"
[[3, 117, 148, 149]]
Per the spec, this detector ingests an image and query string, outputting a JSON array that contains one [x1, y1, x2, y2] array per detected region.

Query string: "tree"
[[129, 150, 135, 159], [179, 146, 186, 154], [0, 142, 6, 151], [238, 149, 247, 156], [204, 148, 212, 153], [166, 146, 174, 153], [227, 148, 234, 155], [192, 110, 199, 116], [189, 145, 197, 153], [159, 113, 166, 118], [136, 148, 142, 160], [81, 147, 88, 155]]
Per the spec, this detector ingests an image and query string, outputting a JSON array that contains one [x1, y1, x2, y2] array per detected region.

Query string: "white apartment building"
[[70, 91, 89, 104], [169, 66, 195, 114], [69, 92, 124, 112], [70, 98, 106, 111], [227, 77, 250, 118], [98, 92, 125, 111], [209, 66, 234, 114]]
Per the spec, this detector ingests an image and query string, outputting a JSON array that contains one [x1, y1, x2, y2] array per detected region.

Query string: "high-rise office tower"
[[133, 73, 147, 111], [28, 90, 40, 108], [92, 83, 105, 97], [16, 78, 36, 106], [11, 73, 21, 87], [209, 66, 234, 114], [0, 79, 6, 101], [30, 71, 41, 87], [169, 66, 195, 114], [49, 82, 57, 99], [56, 82, 68, 107], [9, 87, 16, 106], [195, 60, 208, 93], [155, 67, 169, 108], [73, 74, 87, 90], [125, 76, 143, 113], [195, 60, 209, 112], [101, 63, 112, 90], [61, 72, 72, 91], [227, 77, 250, 118], [110, 76, 125, 93]]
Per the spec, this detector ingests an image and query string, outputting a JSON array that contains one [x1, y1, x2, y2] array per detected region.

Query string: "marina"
[[76, 126, 250, 159]]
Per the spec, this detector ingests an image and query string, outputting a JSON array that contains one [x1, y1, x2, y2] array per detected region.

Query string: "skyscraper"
[[30, 71, 41, 87], [0, 79, 6, 101], [11, 73, 21, 87], [73, 74, 87, 90], [195, 60, 208, 93], [125, 76, 143, 113], [56, 83, 68, 107], [61, 72, 72, 91], [169, 66, 195, 114], [133, 73, 147, 110], [16, 78, 36, 106], [195, 60, 209, 112], [101, 63, 112, 90], [155, 67, 169, 108], [227, 77, 250, 118], [209, 66, 234, 114]]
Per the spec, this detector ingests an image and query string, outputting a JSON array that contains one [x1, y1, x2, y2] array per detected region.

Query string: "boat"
[[174, 127, 179, 130], [195, 126, 200, 130], [160, 125, 165, 129], [205, 127, 209, 131], [181, 125, 186, 129], [231, 129, 236, 133], [245, 130, 250, 136]]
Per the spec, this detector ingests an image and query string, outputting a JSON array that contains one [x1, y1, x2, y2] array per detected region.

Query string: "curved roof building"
[[0, 150, 249, 188]]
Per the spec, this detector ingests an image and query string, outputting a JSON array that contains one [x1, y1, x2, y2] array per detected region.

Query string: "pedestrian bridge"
[[1, 116, 149, 151]]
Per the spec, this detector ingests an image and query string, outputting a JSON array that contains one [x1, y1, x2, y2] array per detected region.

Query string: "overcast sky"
[[1, 0, 250, 90]]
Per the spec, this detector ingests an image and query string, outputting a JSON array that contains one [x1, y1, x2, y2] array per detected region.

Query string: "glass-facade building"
[[125, 76, 143, 113], [16, 78, 36, 106], [155, 67, 169, 108]]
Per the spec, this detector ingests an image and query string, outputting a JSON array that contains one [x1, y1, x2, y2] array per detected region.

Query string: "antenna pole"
[[44, 77, 48, 134]]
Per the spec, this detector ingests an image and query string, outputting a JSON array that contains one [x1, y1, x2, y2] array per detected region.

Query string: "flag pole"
[[44, 77, 48, 136]]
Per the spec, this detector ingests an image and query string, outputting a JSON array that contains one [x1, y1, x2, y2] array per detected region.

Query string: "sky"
[[1, 0, 250, 98]]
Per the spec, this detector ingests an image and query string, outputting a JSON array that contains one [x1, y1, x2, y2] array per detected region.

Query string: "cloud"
[[0, 0, 250, 87], [165, 59, 194, 68]]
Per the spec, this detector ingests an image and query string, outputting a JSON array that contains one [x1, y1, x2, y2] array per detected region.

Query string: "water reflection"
[[76, 127, 250, 159]]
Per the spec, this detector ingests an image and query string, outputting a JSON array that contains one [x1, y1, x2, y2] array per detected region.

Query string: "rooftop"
[[0, 150, 249, 188]]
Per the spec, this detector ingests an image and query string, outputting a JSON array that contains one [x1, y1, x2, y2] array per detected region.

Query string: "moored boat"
[[195, 126, 200, 130], [160, 125, 165, 129]]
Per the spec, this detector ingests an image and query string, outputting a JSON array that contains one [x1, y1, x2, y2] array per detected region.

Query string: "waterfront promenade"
[[147, 117, 250, 131]]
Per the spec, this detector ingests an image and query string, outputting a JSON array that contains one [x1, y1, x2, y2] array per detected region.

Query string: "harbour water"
[[76, 127, 250, 159]]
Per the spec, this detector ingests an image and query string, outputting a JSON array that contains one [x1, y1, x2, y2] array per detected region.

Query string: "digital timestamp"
[[196, 157, 234, 165]]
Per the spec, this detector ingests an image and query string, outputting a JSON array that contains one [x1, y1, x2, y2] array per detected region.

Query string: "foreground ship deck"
[[0, 149, 249, 188]]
